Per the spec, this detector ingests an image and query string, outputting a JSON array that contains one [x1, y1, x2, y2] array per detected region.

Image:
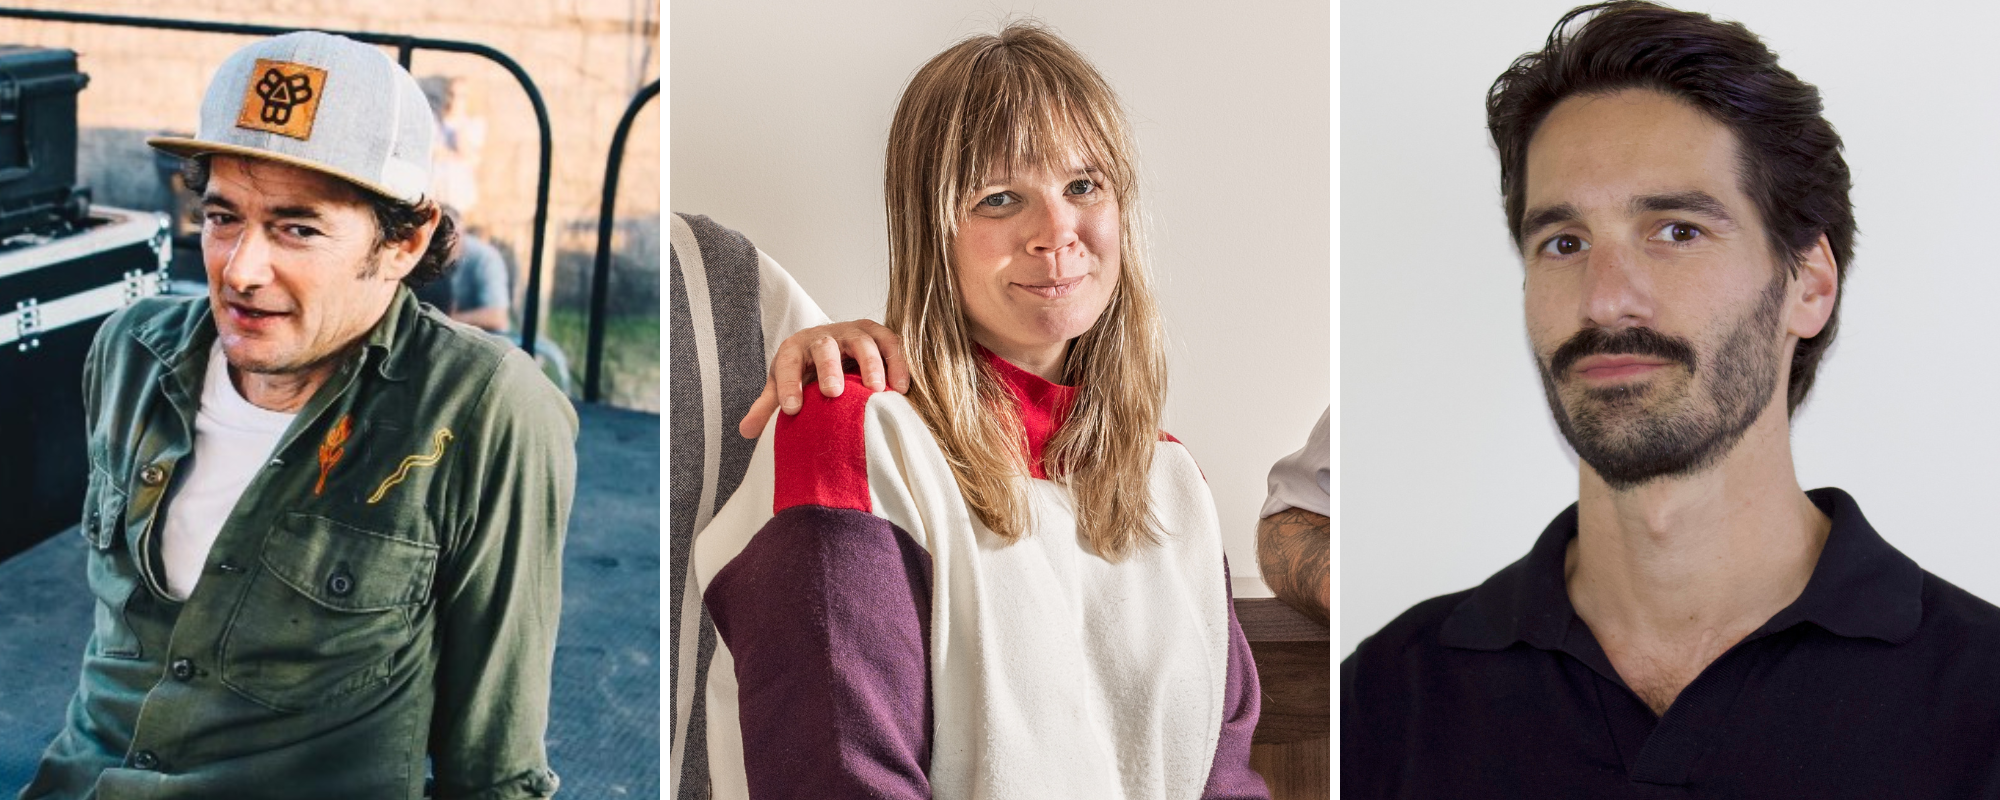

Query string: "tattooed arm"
[[1257, 506, 1329, 625]]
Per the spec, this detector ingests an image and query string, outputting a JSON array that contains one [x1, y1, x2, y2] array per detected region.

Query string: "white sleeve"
[[756, 248, 832, 368], [1259, 406, 1330, 518]]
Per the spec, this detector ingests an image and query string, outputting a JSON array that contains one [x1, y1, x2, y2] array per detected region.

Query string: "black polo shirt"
[[1343, 488, 2000, 799]]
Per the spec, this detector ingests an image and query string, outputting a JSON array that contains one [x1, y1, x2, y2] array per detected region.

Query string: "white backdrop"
[[1343, 1, 2000, 655], [672, 1, 1331, 586]]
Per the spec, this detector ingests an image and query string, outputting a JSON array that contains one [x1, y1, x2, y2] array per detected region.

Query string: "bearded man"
[[1341, 3, 2000, 797]]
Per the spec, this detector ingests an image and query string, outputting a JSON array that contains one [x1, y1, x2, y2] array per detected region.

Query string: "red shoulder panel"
[[774, 371, 877, 514]]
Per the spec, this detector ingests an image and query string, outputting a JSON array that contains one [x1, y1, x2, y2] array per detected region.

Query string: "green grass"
[[543, 308, 659, 412]]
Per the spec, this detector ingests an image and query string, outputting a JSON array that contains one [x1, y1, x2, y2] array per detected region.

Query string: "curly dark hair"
[[180, 156, 459, 288], [1487, 1, 1855, 415]]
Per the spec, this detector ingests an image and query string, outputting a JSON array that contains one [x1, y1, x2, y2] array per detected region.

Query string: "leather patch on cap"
[[236, 59, 326, 140]]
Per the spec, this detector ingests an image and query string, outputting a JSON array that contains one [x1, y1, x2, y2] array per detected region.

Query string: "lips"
[[1014, 277, 1085, 299], [1548, 327, 1698, 381], [1572, 355, 1670, 381], [226, 301, 292, 330]]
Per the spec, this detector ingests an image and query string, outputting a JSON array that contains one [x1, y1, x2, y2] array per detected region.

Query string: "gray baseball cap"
[[148, 31, 435, 205]]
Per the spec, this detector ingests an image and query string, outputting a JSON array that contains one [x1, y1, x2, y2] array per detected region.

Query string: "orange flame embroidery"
[[316, 414, 352, 496]]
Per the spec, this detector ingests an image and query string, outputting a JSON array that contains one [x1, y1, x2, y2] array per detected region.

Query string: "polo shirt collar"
[[1759, 488, 1925, 643], [1437, 502, 1579, 651], [1439, 487, 1924, 652]]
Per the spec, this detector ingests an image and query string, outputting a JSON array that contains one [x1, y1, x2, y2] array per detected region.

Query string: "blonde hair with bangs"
[[884, 21, 1168, 561]]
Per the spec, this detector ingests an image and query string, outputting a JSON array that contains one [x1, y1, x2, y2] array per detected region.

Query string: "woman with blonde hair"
[[694, 22, 1266, 799]]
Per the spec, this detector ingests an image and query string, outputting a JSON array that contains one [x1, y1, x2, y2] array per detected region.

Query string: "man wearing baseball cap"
[[21, 31, 575, 800]]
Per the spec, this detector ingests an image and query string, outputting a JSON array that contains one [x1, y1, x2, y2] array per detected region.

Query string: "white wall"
[[1343, 0, 2000, 655], [672, 1, 1331, 583]]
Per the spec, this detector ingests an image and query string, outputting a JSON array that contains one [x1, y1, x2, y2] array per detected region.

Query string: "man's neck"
[[1565, 399, 1832, 713], [233, 361, 338, 414], [223, 289, 396, 414]]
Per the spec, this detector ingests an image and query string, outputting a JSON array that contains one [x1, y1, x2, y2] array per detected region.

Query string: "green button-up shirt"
[[21, 289, 577, 800]]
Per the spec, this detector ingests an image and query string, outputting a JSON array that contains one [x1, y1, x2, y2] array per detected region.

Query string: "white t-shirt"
[[159, 341, 295, 599], [1260, 406, 1330, 518]]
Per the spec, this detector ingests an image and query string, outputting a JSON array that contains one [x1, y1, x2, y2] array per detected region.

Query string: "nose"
[[1025, 197, 1081, 258], [1580, 239, 1654, 330], [216, 226, 273, 295]]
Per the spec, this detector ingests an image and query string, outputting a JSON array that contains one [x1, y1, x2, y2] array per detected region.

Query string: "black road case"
[[0, 206, 168, 562], [0, 46, 90, 239]]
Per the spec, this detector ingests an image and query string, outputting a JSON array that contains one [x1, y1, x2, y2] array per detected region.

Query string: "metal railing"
[[583, 79, 657, 404], [0, 8, 558, 357]]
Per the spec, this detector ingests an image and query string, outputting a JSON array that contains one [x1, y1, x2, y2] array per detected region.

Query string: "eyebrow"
[[1518, 190, 1737, 243], [270, 205, 327, 221], [198, 194, 327, 221], [1631, 190, 1734, 225], [1519, 202, 1580, 242]]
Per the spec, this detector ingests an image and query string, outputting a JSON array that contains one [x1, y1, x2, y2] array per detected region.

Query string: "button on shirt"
[[1343, 488, 2000, 799], [158, 340, 295, 600], [22, 290, 578, 800]]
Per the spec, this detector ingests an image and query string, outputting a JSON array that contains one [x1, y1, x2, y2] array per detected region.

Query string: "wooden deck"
[[1237, 597, 1332, 799]]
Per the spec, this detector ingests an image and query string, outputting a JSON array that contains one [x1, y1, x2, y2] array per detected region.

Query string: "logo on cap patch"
[[236, 59, 326, 140]]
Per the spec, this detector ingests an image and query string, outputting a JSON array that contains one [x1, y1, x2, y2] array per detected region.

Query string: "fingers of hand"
[[841, 333, 887, 391], [772, 321, 897, 408], [809, 335, 845, 397], [739, 386, 779, 439], [770, 343, 807, 413], [877, 330, 910, 393], [848, 320, 907, 393]]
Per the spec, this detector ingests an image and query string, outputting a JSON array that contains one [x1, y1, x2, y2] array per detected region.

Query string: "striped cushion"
[[667, 213, 828, 799]]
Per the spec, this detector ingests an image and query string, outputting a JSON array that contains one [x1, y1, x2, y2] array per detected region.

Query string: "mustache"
[[1548, 326, 1697, 378]]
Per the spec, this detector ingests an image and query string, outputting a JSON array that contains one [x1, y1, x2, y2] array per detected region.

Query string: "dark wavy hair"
[[1487, 1, 1854, 415], [181, 156, 458, 288]]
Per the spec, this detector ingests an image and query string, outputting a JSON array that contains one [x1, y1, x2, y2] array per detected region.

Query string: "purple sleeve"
[[703, 505, 934, 799], [1203, 564, 1272, 799]]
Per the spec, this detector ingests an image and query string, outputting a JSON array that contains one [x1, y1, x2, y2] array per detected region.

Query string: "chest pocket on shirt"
[[79, 464, 142, 660], [220, 512, 439, 712]]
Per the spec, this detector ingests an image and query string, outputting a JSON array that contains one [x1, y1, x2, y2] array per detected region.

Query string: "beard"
[[1535, 270, 1788, 491]]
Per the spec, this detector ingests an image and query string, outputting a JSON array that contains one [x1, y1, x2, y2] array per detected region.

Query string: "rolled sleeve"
[[429, 351, 579, 799]]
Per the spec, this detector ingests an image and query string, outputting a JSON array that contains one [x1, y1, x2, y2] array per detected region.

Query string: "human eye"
[[1066, 178, 1096, 195], [1648, 221, 1704, 245], [202, 210, 238, 228], [279, 223, 325, 241], [1537, 233, 1590, 258], [973, 192, 1017, 213]]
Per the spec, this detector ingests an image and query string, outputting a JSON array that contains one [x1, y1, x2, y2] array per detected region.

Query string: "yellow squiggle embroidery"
[[368, 428, 454, 504]]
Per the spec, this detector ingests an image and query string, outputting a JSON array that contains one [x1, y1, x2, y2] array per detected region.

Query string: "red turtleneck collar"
[[980, 346, 1077, 480]]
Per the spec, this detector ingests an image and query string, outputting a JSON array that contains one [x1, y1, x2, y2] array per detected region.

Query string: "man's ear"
[[1788, 232, 1838, 340], [375, 204, 441, 283]]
